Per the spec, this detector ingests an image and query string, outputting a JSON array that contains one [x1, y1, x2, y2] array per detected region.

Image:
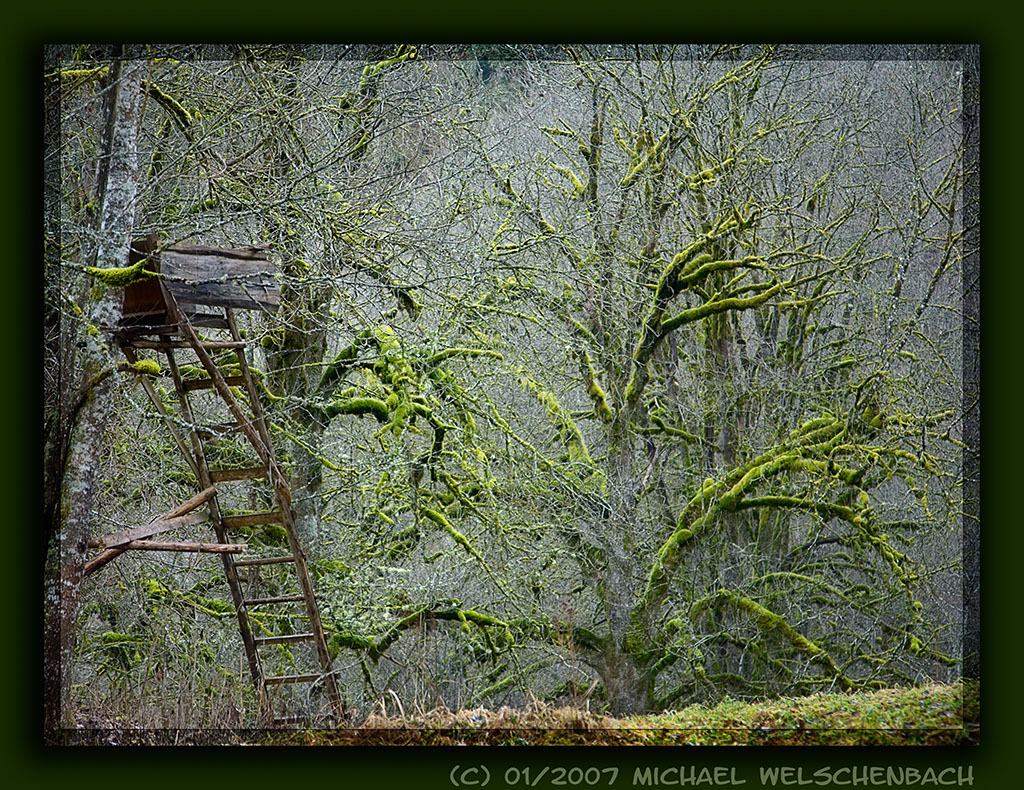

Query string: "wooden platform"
[[92, 257, 343, 727]]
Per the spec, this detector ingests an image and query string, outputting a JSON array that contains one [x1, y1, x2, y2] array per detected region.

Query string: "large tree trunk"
[[596, 646, 651, 716], [287, 435, 326, 551], [264, 270, 329, 554], [43, 56, 142, 736], [594, 441, 655, 715]]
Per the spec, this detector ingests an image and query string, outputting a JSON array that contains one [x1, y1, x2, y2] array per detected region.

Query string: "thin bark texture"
[[44, 55, 142, 735]]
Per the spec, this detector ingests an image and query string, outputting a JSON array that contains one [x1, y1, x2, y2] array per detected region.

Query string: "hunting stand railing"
[[87, 236, 343, 727]]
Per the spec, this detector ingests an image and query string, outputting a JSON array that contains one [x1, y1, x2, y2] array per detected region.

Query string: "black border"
[[8, 9, 1011, 790]]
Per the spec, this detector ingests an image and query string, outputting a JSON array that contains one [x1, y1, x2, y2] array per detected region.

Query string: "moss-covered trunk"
[[596, 645, 652, 716], [593, 439, 657, 715], [265, 274, 329, 553], [44, 56, 142, 734]]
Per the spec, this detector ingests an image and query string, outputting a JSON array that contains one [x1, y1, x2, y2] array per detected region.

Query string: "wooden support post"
[[120, 344, 201, 480], [84, 486, 219, 576], [89, 511, 208, 549], [100, 540, 246, 554]]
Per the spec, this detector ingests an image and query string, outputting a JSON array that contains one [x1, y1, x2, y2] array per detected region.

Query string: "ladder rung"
[[244, 594, 305, 606], [255, 632, 315, 646], [197, 421, 242, 435], [118, 317, 230, 336], [184, 375, 247, 392], [265, 673, 321, 685], [234, 554, 295, 566], [130, 339, 247, 350], [210, 467, 269, 483], [223, 510, 284, 529]]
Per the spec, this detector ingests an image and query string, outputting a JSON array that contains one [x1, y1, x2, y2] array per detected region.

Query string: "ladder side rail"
[[225, 309, 345, 723], [224, 309, 277, 468], [120, 344, 202, 480], [277, 503, 345, 721], [160, 289, 272, 469], [160, 331, 269, 721]]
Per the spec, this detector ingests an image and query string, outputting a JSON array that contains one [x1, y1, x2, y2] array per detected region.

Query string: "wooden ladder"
[[117, 288, 343, 727]]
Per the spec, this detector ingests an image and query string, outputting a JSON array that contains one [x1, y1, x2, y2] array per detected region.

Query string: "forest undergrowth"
[[60, 680, 978, 746]]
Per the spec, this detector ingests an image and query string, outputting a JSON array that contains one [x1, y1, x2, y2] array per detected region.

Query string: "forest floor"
[[62, 679, 978, 746]]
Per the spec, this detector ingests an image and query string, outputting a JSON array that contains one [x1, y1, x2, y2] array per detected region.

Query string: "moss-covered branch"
[[577, 347, 614, 424], [144, 80, 192, 133], [660, 279, 784, 334], [517, 368, 598, 473], [638, 415, 852, 617], [420, 505, 485, 564], [692, 589, 854, 690], [47, 65, 109, 84], [427, 348, 504, 367], [316, 335, 372, 396], [639, 414, 699, 442], [618, 216, 762, 423], [323, 397, 390, 422], [330, 602, 508, 662]]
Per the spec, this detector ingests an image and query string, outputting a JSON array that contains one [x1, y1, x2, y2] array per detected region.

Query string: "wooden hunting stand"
[[88, 235, 343, 727]]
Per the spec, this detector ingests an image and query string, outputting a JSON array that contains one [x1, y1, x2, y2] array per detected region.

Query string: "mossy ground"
[[58, 680, 977, 745]]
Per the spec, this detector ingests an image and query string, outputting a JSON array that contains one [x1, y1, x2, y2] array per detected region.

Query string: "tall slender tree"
[[44, 52, 144, 733]]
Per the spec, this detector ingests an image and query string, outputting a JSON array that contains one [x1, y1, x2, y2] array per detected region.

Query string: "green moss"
[[315, 559, 352, 575], [257, 525, 289, 547], [328, 630, 375, 655], [51, 65, 109, 83], [86, 258, 159, 288], [551, 162, 585, 198], [144, 579, 168, 598], [145, 81, 192, 129], [589, 380, 614, 423], [325, 397, 390, 422], [126, 359, 161, 375], [390, 401, 409, 437], [421, 506, 483, 561], [696, 590, 851, 690]]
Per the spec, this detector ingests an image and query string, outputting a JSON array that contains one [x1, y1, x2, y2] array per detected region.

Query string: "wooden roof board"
[[121, 238, 281, 318], [160, 249, 281, 312]]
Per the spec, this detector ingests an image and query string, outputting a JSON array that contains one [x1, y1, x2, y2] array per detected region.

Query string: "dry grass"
[[264, 680, 979, 747], [56, 680, 978, 746]]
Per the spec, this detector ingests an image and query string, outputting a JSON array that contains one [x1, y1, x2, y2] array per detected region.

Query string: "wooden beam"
[[83, 486, 218, 576], [91, 485, 218, 549], [89, 510, 209, 549], [114, 540, 246, 553], [128, 339, 247, 350], [223, 510, 283, 529], [84, 540, 245, 575], [264, 673, 321, 686], [160, 485, 219, 519], [184, 375, 247, 392], [160, 250, 280, 312], [254, 633, 314, 645], [210, 466, 268, 482]]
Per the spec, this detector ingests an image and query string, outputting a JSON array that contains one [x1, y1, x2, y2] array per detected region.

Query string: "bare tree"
[[437, 46, 968, 713]]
